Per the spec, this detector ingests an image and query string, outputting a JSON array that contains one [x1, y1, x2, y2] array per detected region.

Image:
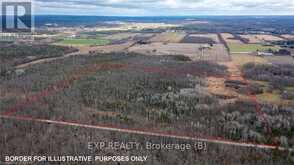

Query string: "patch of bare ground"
[[207, 77, 236, 100], [239, 35, 284, 44], [207, 61, 251, 104]]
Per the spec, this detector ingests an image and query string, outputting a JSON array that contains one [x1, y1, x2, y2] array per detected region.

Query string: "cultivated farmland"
[[149, 32, 187, 43], [239, 35, 284, 44], [103, 32, 139, 40], [59, 38, 110, 46], [128, 43, 230, 62], [220, 33, 243, 44], [228, 43, 280, 53], [265, 56, 294, 65], [181, 33, 219, 44]]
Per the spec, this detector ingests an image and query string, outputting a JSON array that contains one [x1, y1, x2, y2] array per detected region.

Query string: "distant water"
[[34, 15, 294, 27]]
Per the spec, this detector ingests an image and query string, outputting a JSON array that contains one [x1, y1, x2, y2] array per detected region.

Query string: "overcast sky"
[[26, 0, 294, 16]]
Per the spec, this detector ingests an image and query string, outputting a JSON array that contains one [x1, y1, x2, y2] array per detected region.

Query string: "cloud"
[[33, 0, 294, 15]]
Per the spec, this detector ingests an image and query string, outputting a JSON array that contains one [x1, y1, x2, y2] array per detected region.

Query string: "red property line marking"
[[2, 63, 127, 116], [1, 114, 290, 151], [240, 73, 272, 134], [1, 62, 223, 116], [0, 61, 277, 149]]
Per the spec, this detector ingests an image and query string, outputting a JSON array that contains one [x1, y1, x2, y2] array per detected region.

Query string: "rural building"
[[257, 51, 274, 56]]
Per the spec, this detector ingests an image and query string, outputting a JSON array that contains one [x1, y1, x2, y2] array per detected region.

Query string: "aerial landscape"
[[1, 0, 294, 164]]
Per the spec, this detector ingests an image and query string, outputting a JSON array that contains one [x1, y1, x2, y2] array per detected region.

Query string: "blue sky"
[[23, 0, 294, 16]]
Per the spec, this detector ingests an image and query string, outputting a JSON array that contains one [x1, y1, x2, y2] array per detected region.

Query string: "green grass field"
[[59, 38, 110, 46], [229, 43, 279, 53]]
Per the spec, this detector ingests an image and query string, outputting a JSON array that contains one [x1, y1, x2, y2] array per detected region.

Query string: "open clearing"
[[239, 35, 284, 43], [220, 33, 243, 44], [149, 32, 186, 43], [230, 53, 269, 66], [230, 54, 293, 106], [228, 43, 280, 53], [256, 89, 294, 106], [59, 38, 110, 46], [128, 42, 230, 62], [244, 79, 293, 106], [252, 80, 294, 106]]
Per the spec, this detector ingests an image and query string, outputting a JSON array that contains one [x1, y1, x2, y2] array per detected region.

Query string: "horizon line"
[[5, 14, 294, 17]]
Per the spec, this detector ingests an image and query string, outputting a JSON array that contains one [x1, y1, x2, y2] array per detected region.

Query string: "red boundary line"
[[2, 62, 223, 116], [0, 61, 277, 148], [0, 114, 284, 151]]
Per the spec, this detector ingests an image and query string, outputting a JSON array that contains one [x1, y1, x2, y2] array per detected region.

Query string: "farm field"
[[128, 43, 230, 62], [231, 53, 269, 66], [265, 56, 294, 65], [103, 32, 139, 40], [190, 34, 220, 43], [239, 34, 284, 43], [228, 43, 280, 53], [220, 33, 243, 44], [149, 32, 186, 43], [104, 33, 155, 44], [181, 33, 219, 44], [88, 42, 135, 53], [59, 38, 110, 46]]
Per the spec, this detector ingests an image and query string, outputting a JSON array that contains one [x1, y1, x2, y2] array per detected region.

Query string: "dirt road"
[[15, 42, 135, 69], [15, 51, 82, 69]]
